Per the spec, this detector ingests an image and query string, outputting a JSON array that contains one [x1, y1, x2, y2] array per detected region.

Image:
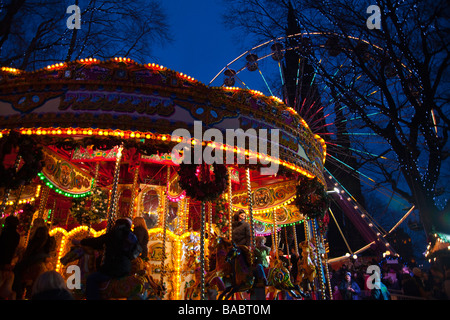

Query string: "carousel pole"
[[200, 201, 206, 300], [304, 218, 310, 242], [227, 167, 233, 241], [321, 234, 333, 300], [272, 209, 278, 259], [208, 201, 213, 235], [92, 162, 100, 189], [128, 164, 140, 217], [206, 201, 213, 271], [284, 226, 290, 267], [49, 199, 56, 229], [10, 185, 25, 215], [106, 144, 123, 232], [87, 162, 100, 233], [246, 168, 255, 264], [312, 218, 326, 300], [183, 198, 189, 233], [38, 185, 50, 219], [161, 165, 170, 289], [293, 224, 299, 255], [0, 188, 12, 217]]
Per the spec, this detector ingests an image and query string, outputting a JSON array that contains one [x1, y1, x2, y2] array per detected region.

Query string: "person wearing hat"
[[78, 218, 142, 300], [339, 271, 361, 300]]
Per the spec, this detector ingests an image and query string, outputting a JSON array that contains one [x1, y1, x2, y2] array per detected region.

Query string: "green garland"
[[70, 186, 108, 225], [294, 176, 330, 220], [177, 163, 228, 202]]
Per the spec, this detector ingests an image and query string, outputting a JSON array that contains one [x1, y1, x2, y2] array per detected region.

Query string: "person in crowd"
[[13, 219, 56, 299], [412, 267, 428, 298], [28, 218, 46, 239], [428, 265, 446, 299], [231, 209, 251, 247], [0, 215, 21, 268], [370, 279, 391, 300], [0, 215, 21, 300], [254, 236, 270, 285], [339, 271, 361, 300], [289, 246, 299, 284], [401, 271, 423, 297], [77, 218, 141, 300], [133, 216, 149, 260], [31, 270, 74, 300]]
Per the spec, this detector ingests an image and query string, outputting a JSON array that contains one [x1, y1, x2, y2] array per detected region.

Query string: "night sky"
[[156, 0, 246, 85]]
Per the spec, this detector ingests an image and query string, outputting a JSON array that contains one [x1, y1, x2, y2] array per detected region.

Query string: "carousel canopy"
[[0, 58, 326, 183], [0, 58, 329, 228]]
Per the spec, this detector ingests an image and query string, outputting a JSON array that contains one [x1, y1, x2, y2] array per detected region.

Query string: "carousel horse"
[[266, 259, 308, 300], [205, 237, 232, 284], [217, 242, 255, 300], [297, 241, 317, 291], [184, 266, 225, 300], [184, 237, 228, 300], [60, 245, 164, 300]]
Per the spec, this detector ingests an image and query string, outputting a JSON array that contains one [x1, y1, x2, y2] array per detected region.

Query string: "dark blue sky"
[[156, 0, 247, 85]]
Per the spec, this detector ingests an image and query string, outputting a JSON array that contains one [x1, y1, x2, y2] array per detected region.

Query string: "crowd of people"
[[0, 214, 149, 300], [329, 259, 450, 300], [1, 208, 449, 300]]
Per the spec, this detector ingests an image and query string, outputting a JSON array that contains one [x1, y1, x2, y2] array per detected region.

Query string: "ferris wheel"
[[209, 32, 418, 261]]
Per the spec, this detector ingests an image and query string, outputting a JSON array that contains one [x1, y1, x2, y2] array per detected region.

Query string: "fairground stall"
[[0, 58, 331, 299]]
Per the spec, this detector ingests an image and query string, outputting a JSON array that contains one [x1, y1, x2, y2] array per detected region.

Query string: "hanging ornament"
[[294, 175, 330, 220], [177, 163, 228, 202]]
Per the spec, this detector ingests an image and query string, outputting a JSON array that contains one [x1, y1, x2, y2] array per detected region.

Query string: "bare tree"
[[222, 0, 450, 238], [0, 0, 172, 70]]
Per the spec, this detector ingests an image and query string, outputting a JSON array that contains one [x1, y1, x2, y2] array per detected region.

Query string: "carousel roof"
[[0, 58, 330, 227], [0, 58, 326, 184]]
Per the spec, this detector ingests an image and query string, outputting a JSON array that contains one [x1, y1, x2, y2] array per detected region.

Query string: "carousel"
[[0, 58, 331, 300]]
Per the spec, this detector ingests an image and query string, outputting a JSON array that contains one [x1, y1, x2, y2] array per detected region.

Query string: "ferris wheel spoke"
[[209, 33, 416, 252]]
